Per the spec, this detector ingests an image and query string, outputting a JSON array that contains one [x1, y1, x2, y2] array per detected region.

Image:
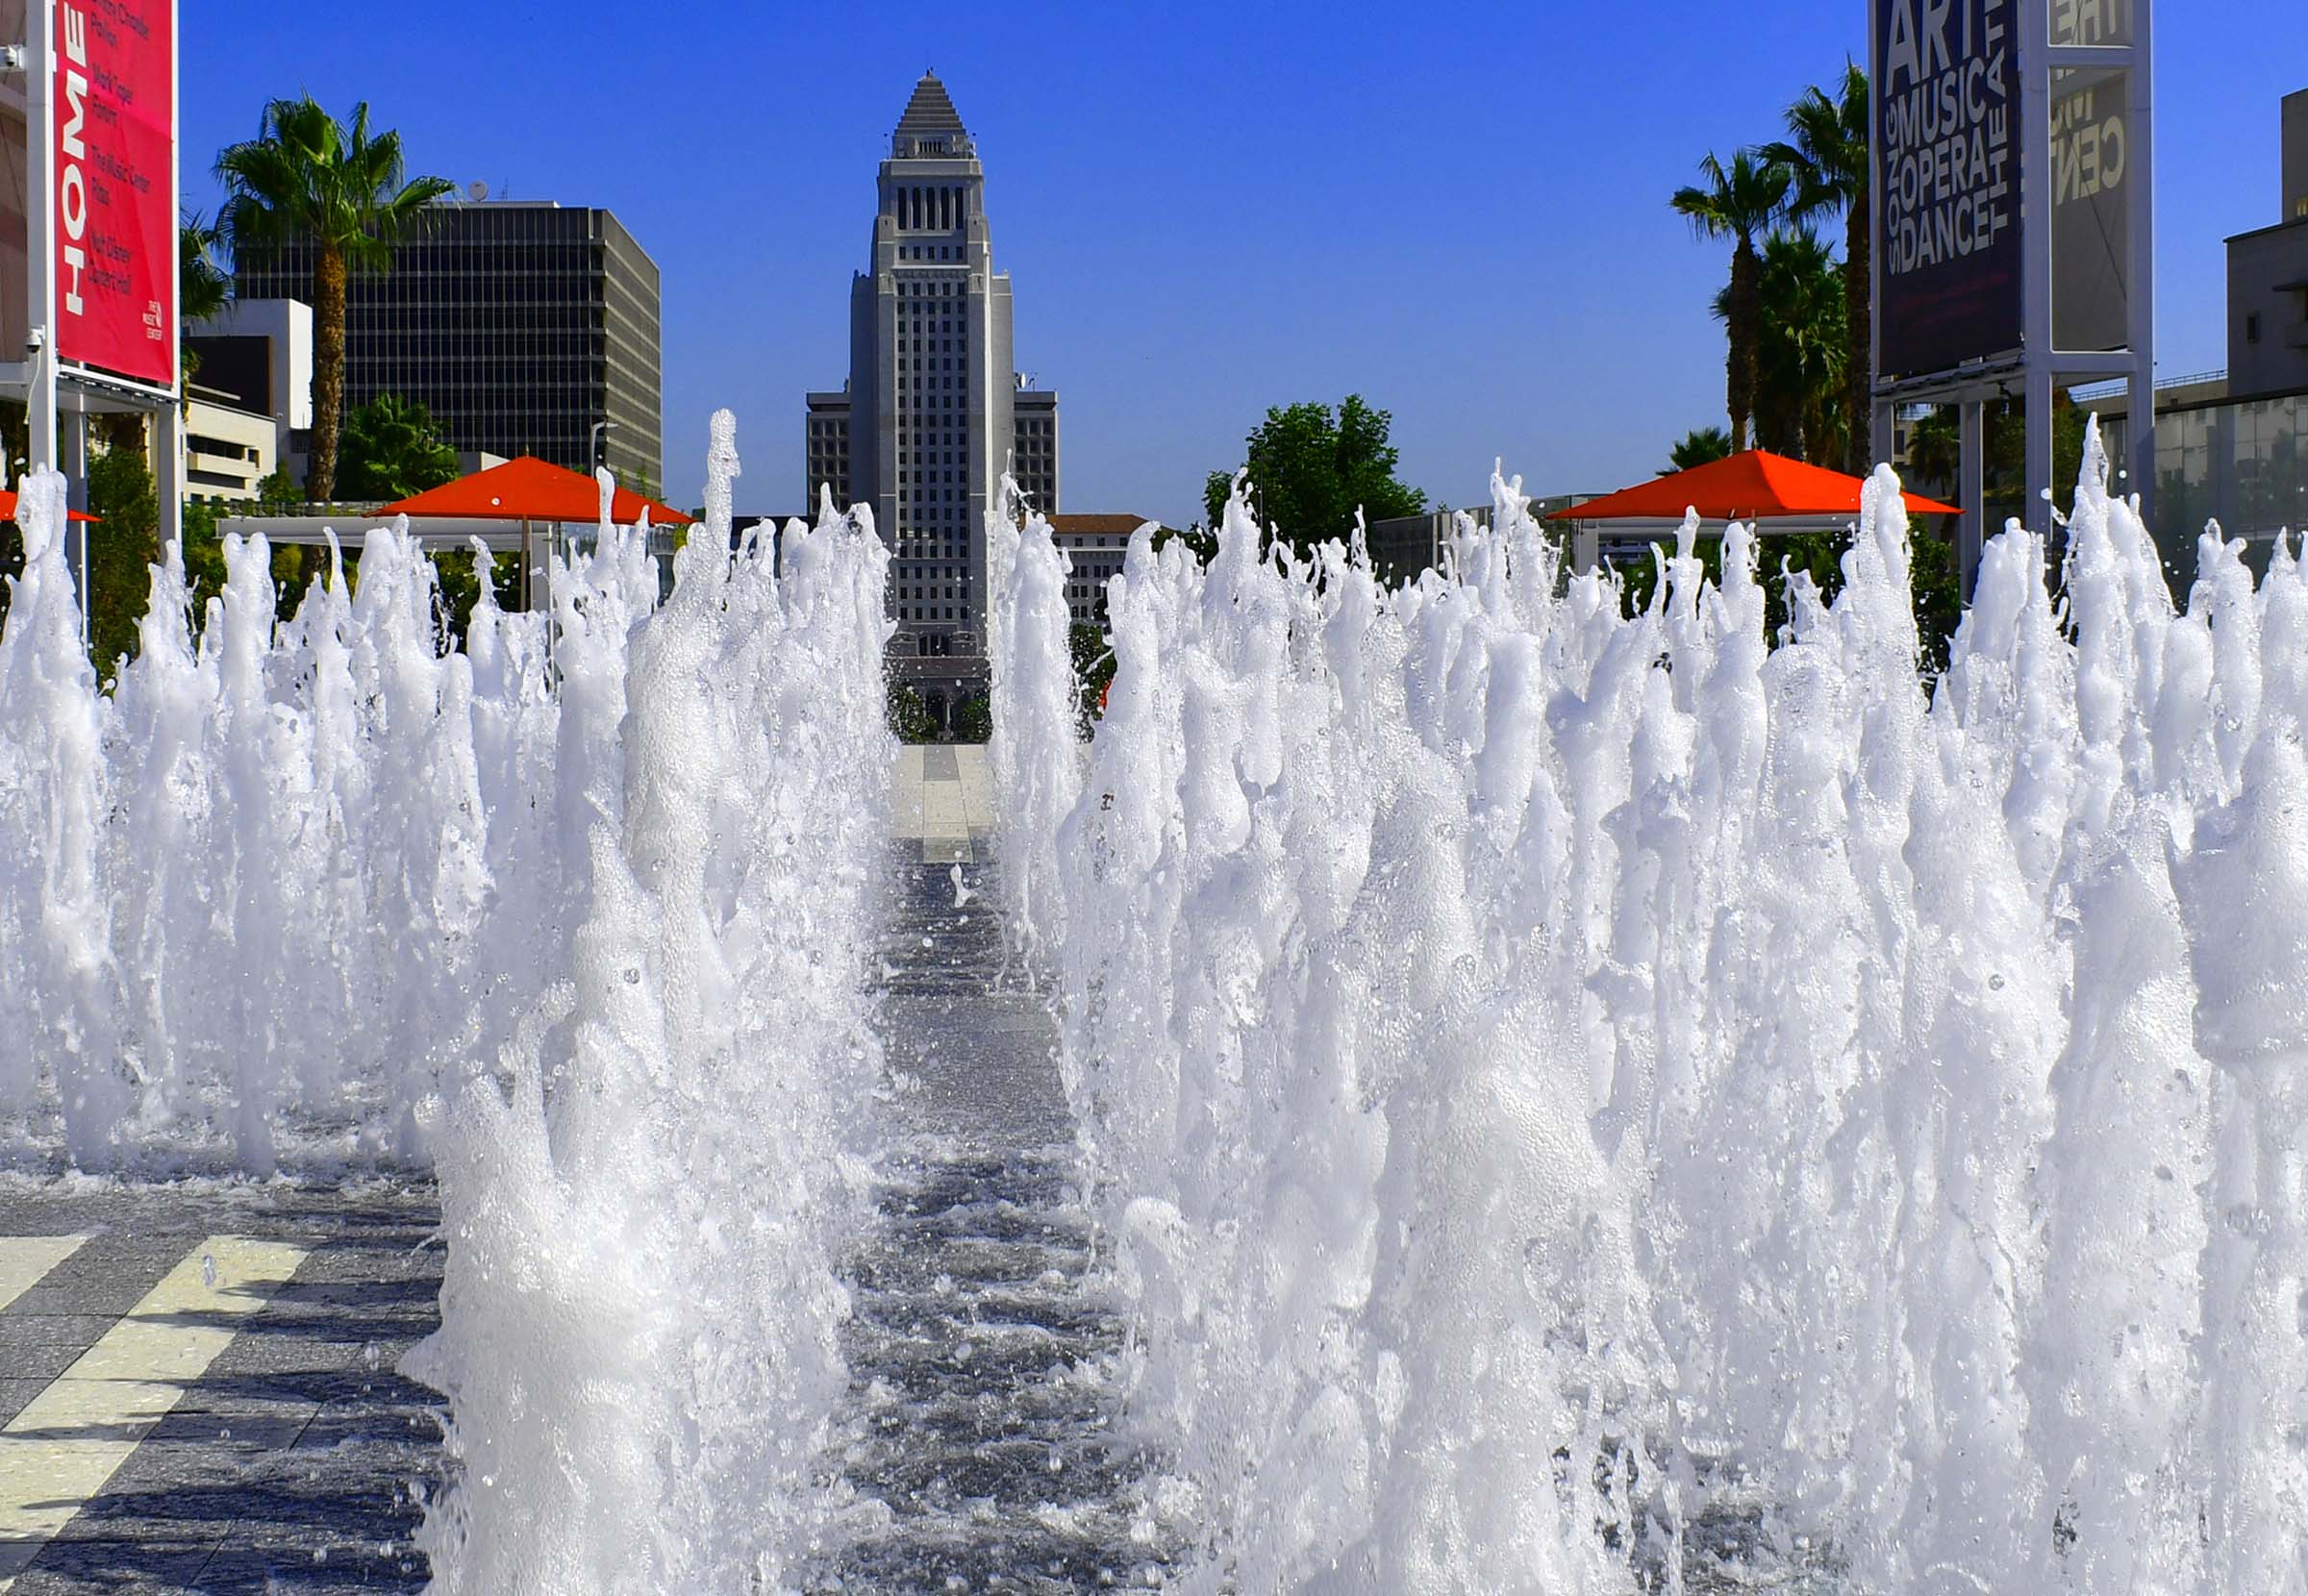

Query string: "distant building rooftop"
[[1046, 513, 1151, 536], [895, 73, 967, 139]]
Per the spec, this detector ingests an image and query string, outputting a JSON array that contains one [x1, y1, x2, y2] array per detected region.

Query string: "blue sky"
[[183, 1, 2301, 522]]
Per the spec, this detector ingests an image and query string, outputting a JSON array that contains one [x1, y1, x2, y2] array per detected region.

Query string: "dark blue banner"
[[1873, 0, 2023, 379]]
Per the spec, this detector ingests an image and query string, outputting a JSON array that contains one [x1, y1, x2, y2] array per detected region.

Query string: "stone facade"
[[807, 74, 1061, 706]]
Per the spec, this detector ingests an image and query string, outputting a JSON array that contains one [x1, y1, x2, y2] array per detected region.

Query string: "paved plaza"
[[891, 743, 997, 863], [0, 1184, 441, 1592], [0, 744, 1142, 1591]]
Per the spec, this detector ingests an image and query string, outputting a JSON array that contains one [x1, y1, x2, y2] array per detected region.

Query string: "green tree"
[[1203, 395, 1426, 554], [431, 542, 517, 649], [1663, 426, 1733, 475], [888, 681, 937, 743], [216, 96, 454, 502], [1903, 395, 2088, 521], [1724, 229, 1847, 465], [953, 693, 992, 743], [85, 434, 161, 684], [1070, 621, 1116, 735], [271, 544, 320, 622], [1150, 523, 1216, 564], [1671, 150, 1792, 451], [254, 464, 301, 510], [179, 500, 229, 619], [178, 215, 232, 401], [1763, 63, 1871, 474], [337, 394, 460, 501], [1905, 407, 1960, 495]]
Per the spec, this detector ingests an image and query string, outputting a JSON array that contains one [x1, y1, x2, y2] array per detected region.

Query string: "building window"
[[2246, 312, 2262, 344]]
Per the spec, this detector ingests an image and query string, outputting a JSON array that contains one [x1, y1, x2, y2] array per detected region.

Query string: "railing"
[[2067, 368, 2228, 403], [2105, 387, 2307, 579]]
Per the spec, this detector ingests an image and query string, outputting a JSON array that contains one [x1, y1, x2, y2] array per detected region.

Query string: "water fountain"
[[413, 413, 896, 1589], [0, 416, 898, 1588], [4, 407, 2302, 1590], [996, 427, 2308, 1592]]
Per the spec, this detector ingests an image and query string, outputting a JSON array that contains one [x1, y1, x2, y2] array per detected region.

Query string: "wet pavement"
[[810, 853, 1163, 1591], [0, 1182, 441, 1593], [0, 746, 1158, 1592]]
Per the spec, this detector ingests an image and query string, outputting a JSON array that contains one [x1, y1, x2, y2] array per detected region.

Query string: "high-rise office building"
[[807, 73, 1060, 687], [233, 200, 663, 489], [2228, 87, 2308, 400]]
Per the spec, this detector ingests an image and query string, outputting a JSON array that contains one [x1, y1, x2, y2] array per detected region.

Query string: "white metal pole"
[[156, 397, 182, 553], [1959, 398, 1987, 597], [2126, 4, 2156, 526], [25, 0, 53, 475], [2020, 0, 2055, 537], [161, 0, 181, 549], [62, 402, 85, 638]]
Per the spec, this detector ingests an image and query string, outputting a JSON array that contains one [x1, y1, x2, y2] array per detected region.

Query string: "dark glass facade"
[[233, 203, 664, 488]]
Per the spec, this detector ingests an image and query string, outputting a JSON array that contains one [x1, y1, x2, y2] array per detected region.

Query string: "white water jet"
[[0, 409, 889, 1585], [0, 485, 578, 1170], [987, 481, 1086, 972], [0, 470, 130, 1164], [997, 424, 2308, 1591], [410, 415, 893, 1590]]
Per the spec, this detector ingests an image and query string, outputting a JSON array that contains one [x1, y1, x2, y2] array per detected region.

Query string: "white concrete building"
[[807, 73, 1061, 711], [182, 389, 283, 503], [183, 299, 314, 500], [1045, 513, 1143, 629]]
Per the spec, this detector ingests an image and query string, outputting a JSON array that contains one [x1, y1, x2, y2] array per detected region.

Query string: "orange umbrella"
[[0, 488, 100, 523], [378, 456, 692, 525], [1544, 450, 1960, 522]]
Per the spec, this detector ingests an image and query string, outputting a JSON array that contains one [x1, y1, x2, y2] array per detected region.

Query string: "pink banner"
[[54, 0, 173, 387]]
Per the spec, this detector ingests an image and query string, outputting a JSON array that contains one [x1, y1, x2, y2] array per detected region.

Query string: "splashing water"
[[988, 491, 1086, 976], [0, 474, 578, 1172], [993, 425, 2308, 1593], [0, 413, 898, 1588], [411, 419, 896, 1589], [7, 404, 2303, 1591]]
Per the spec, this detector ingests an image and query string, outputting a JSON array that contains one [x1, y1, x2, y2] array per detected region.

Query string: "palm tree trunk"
[[1728, 237, 1760, 451], [307, 243, 348, 502], [1844, 199, 1869, 474]]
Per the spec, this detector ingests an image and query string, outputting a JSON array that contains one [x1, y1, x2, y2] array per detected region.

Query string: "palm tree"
[[1662, 426, 1732, 475], [336, 393, 460, 501], [1764, 64, 1870, 474], [1672, 151, 1792, 453], [215, 97, 452, 501], [1725, 230, 1847, 466], [180, 216, 231, 327], [178, 216, 231, 411], [1906, 407, 1960, 497]]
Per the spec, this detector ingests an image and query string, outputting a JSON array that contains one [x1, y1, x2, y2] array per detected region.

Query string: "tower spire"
[[893, 72, 969, 155]]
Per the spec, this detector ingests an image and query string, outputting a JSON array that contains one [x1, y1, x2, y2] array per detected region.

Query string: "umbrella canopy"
[[1544, 449, 1960, 522], [0, 488, 100, 523], [378, 455, 692, 526]]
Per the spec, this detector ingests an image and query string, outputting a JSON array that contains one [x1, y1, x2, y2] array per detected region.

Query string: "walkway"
[[891, 743, 996, 864], [0, 1185, 441, 1593], [811, 843, 1160, 1590]]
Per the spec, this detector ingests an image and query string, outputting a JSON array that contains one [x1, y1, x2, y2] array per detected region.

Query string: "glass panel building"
[[233, 201, 664, 490], [2108, 393, 2308, 585]]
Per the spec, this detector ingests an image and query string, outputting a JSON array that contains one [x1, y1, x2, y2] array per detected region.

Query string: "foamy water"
[[411, 417, 895, 1589], [996, 428, 2308, 1592], [7, 411, 2304, 1591], [0, 417, 897, 1590]]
